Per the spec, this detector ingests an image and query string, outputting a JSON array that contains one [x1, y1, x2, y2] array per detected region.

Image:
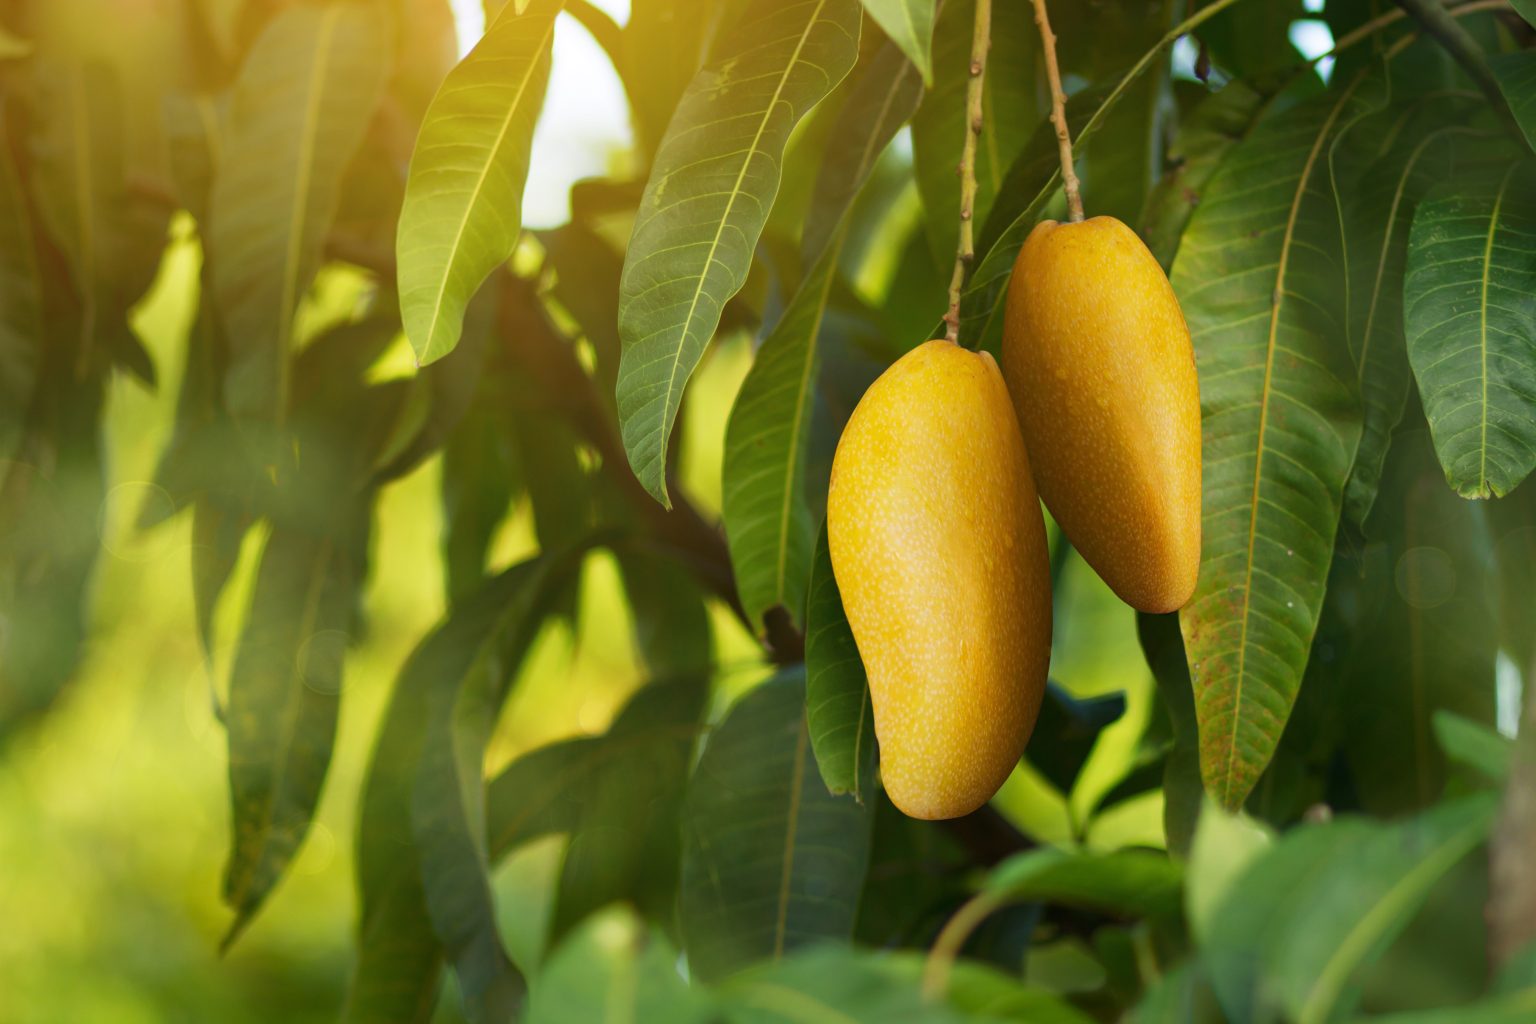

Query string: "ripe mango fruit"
[[1002, 216, 1201, 614], [828, 340, 1052, 820]]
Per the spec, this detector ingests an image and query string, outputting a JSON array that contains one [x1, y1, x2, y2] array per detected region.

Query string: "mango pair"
[[827, 217, 1200, 819]]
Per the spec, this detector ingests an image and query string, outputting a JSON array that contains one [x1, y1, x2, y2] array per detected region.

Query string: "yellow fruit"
[[828, 340, 1052, 820], [1002, 216, 1201, 614]]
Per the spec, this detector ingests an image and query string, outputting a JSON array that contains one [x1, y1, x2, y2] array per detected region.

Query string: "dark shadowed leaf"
[[1433, 711, 1511, 786], [681, 670, 874, 981], [1492, 51, 1536, 156], [616, 549, 715, 677], [1405, 161, 1536, 499], [722, 40, 919, 631], [1172, 71, 1384, 810], [616, 0, 862, 506], [0, 119, 43, 462], [1137, 612, 1201, 856], [804, 526, 875, 801], [1025, 684, 1126, 796], [1205, 794, 1497, 1024], [210, 2, 387, 423], [618, 0, 731, 157], [396, 0, 560, 365]]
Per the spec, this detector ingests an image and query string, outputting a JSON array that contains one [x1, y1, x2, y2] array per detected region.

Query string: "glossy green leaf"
[[804, 526, 874, 800], [396, 0, 560, 365], [210, 2, 387, 423], [1405, 162, 1536, 499], [983, 848, 1184, 923], [616, 0, 862, 506], [222, 523, 360, 945], [525, 907, 713, 1024], [722, 41, 919, 631], [1138, 80, 1272, 270], [1339, 101, 1487, 527], [1172, 73, 1384, 810], [857, 0, 934, 84], [681, 671, 874, 982], [910, 0, 1034, 271], [1206, 794, 1498, 1024], [0, 120, 43, 463]]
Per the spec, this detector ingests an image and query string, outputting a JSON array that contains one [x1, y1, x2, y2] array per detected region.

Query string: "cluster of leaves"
[[5, 0, 1536, 1021]]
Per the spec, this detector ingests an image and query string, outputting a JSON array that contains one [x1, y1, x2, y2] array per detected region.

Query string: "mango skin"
[[1002, 216, 1201, 614], [827, 340, 1052, 820]]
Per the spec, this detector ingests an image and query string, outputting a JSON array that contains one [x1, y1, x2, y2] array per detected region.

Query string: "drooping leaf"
[[396, 0, 560, 365], [983, 848, 1185, 924], [1492, 51, 1536, 156], [722, 40, 920, 631], [1405, 161, 1536, 499], [440, 371, 522, 607], [346, 552, 586, 1023], [616, 549, 715, 677], [856, 0, 934, 85], [525, 907, 714, 1024], [804, 525, 875, 800], [209, 2, 387, 424], [1339, 100, 1489, 527], [1204, 794, 1498, 1024], [618, 0, 728, 157], [221, 521, 362, 945], [1172, 71, 1384, 810], [1339, 426, 1499, 814], [1137, 611, 1201, 856], [0, 118, 44, 463], [681, 670, 874, 982], [616, 0, 862, 506], [910, 0, 1034, 272]]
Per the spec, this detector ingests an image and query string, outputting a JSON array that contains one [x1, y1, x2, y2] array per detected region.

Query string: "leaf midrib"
[[1476, 165, 1517, 495], [772, 719, 810, 958], [419, 11, 557, 362], [655, 0, 831, 503], [1222, 75, 1364, 806]]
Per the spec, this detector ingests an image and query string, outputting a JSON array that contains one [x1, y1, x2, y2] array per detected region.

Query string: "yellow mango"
[[827, 340, 1052, 820], [1002, 216, 1201, 614]]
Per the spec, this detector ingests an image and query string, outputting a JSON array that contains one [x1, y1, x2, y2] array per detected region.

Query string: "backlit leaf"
[[396, 0, 560, 365], [616, 0, 862, 506], [857, 0, 934, 84]]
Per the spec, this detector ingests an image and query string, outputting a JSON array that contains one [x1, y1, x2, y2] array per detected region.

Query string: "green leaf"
[[1172, 72, 1383, 810], [1138, 80, 1272, 270], [857, 0, 934, 84], [616, 550, 715, 677], [0, 119, 44, 462], [804, 525, 875, 801], [1432, 710, 1512, 784], [1493, 51, 1536, 156], [1205, 794, 1498, 1024], [1348, 991, 1536, 1024], [1136, 611, 1201, 855], [1338, 426, 1499, 813], [616, 0, 862, 506], [722, 40, 920, 631], [1185, 801, 1272, 945], [983, 848, 1185, 923], [717, 946, 975, 1023], [911, 0, 1034, 272], [525, 906, 714, 1024], [1405, 161, 1536, 499], [1515, 0, 1536, 29], [681, 670, 874, 982], [221, 523, 361, 945], [346, 552, 585, 1022], [892, 955, 1098, 1023], [618, 0, 727, 157], [396, 0, 560, 365], [1339, 100, 1488, 527], [210, 2, 387, 424], [1025, 684, 1126, 795]]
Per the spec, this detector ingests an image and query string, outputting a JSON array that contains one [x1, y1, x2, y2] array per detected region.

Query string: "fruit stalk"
[[1030, 0, 1084, 223], [942, 0, 991, 344]]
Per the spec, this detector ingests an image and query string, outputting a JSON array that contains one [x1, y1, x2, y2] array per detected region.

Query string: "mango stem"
[[1031, 0, 1084, 223], [942, 0, 991, 344]]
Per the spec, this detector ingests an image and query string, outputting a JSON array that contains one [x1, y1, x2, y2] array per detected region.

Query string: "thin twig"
[[1394, 0, 1525, 146], [1032, 0, 1084, 223], [943, 0, 991, 344]]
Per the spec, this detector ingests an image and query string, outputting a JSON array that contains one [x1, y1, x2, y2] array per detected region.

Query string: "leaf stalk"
[[1031, 0, 1084, 223], [943, 0, 991, 344]]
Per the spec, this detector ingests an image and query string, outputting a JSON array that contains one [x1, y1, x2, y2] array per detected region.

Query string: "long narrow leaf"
[[397, 0, 561, 365], [616, 0, 862, 506]]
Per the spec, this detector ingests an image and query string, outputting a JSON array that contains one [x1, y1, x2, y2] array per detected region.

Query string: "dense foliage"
[[4, 0, 1536, 1021]]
